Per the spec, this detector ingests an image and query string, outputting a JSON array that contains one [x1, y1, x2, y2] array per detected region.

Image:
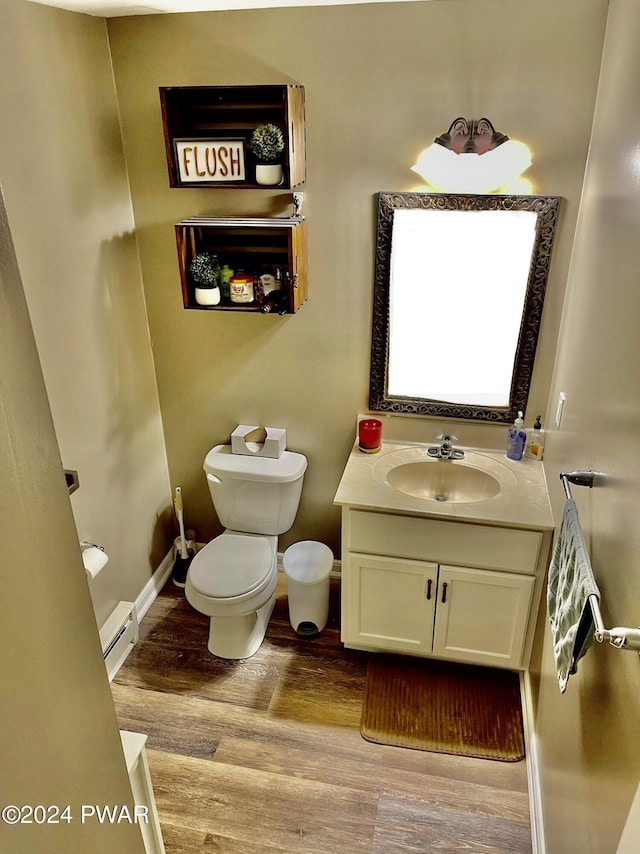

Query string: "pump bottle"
[[506, 411, 527, 460], [524, 415, 545, 460]]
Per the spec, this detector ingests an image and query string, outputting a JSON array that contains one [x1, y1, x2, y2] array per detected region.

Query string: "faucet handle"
[[436, 433, 457, 443]]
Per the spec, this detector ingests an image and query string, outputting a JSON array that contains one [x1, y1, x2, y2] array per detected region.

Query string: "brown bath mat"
[[361, 654, 525, 762]]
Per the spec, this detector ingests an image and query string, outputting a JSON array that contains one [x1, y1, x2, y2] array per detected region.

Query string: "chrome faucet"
[[427, 434, 465, 460]]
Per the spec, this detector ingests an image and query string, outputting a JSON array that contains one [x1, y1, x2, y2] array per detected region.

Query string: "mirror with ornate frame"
[[369, 192, 560, 423]]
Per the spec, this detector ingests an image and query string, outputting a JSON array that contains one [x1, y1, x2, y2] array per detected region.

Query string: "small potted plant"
[[251, 123, 285, 186], [189, 252, 221, 306]]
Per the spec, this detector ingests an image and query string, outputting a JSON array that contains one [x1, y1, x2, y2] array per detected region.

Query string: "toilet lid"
[[188, 535, 274, 599]]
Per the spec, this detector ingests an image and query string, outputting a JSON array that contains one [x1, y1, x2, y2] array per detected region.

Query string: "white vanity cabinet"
[[340, 508, 551, 670], [432, 564, 534, 666], [349, 554, 437, 654]]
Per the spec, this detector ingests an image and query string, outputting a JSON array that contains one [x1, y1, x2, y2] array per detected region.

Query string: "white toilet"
[[185, 444, 307, 659]]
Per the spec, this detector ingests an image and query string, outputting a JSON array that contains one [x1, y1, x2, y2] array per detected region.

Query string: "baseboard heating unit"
[[99, 601, 139, 683]]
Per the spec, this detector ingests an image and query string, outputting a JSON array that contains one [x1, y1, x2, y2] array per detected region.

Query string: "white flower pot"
[[255, 163, 284, 186], [195, 286, 221, 306]]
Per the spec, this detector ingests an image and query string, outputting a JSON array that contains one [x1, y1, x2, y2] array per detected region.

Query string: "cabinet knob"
[[441, 582, 448, 604], [426, 579, 432, 600]]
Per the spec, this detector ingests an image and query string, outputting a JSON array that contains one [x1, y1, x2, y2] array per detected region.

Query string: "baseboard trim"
[[521, 671, 546, 854], [135, 547, 174, 623]]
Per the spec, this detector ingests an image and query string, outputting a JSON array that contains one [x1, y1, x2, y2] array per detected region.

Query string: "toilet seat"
[[188, 534, 275, 602]]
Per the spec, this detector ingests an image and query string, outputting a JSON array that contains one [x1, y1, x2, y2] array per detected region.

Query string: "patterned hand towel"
[[547, 499, 600, 693]]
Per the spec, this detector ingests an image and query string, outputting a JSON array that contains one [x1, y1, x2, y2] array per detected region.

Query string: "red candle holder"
[[358, 418, 382, 453]]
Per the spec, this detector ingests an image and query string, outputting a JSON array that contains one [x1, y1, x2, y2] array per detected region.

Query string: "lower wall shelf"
[[175, 215, 308, 314]]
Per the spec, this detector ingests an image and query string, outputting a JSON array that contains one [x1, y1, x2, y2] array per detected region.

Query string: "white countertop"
[[334, 440, 554, 531]]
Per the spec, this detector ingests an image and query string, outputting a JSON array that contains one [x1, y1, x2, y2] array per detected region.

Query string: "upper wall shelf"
[[159, 84, 306, 190]]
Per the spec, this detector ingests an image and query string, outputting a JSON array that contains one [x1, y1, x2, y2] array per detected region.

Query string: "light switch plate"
[[555, 392, 566, 428]]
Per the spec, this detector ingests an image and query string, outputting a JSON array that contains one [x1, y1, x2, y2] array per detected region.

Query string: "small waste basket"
[[283, 540, 333, 637]]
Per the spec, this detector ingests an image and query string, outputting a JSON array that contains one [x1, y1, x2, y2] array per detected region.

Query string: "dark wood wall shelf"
[[175, 216, 308, 314], [160, 85, 306, 189]]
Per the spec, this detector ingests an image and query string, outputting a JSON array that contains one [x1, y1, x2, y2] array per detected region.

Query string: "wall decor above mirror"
[[411, 117, 533, 194], [369, 192, 560, 423]]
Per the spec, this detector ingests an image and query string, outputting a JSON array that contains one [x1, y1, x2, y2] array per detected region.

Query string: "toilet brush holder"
[[174, 535, 196, 556]]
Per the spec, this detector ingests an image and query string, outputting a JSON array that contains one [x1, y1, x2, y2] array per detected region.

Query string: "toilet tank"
[[203, 445, 308, 535]]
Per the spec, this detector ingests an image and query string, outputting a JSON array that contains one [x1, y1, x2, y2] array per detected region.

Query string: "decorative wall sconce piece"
[[434, 117, 507, 154], [411, 117, 532, 194]]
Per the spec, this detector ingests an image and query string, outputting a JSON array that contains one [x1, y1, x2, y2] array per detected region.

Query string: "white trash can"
[[283, 540, 333, 637]]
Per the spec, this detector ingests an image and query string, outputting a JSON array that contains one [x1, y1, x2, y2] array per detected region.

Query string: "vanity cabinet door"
[[344, 554, 437, 654], [432, 565, 535, 669]]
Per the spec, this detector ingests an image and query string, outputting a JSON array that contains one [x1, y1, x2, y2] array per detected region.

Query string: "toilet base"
[[206, 592, 276, 659]]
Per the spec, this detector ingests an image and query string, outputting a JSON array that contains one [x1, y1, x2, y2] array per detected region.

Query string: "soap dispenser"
[[506, 411, 527, 461], [525, 415, 545, 460]]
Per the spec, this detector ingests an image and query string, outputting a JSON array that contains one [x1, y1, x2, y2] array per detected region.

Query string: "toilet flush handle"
[[207, 473, 222, 485]]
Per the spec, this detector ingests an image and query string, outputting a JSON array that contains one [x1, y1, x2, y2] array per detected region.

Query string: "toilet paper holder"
[[80, 541, 109, 580]]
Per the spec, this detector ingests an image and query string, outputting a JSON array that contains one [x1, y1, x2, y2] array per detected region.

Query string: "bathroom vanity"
[[334, 441, 554, 670]]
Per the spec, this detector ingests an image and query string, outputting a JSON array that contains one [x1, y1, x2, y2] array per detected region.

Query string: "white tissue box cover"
[[231, 425, 287, 459]]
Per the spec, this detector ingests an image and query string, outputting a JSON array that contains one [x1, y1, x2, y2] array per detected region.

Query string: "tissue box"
[[231, 425, 287, 459]]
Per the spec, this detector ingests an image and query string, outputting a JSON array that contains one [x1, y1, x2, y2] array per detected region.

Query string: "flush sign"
[[174, 139, 246, 183]]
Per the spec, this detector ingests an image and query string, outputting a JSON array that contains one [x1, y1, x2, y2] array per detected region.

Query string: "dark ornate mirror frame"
[[369, 192, 561, 423]]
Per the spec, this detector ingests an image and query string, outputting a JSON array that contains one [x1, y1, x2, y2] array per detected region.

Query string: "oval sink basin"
[[385, 460, 501, 504]]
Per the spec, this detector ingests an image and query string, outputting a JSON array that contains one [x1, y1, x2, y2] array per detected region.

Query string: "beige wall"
[[530, 0, 640, 850], [0, 183, 144, 851], [0, 0, 172, 627], [107, 0, 608, 553], [5, 0, 637, 850]]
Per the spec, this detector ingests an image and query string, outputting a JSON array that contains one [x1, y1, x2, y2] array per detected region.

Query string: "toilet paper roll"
[[81, 544, 109, 580]]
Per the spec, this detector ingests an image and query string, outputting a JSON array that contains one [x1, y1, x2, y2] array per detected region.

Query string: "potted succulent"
[[189, 252, 221, 306], [250, 123, 285, 186]]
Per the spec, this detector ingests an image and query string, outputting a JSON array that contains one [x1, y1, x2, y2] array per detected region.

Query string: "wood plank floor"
[[111, 575, 532, 854]]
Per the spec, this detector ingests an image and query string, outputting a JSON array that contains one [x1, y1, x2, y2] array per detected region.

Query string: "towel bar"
[[560, 470, 595, 498], [559, 471, 640, 653]]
